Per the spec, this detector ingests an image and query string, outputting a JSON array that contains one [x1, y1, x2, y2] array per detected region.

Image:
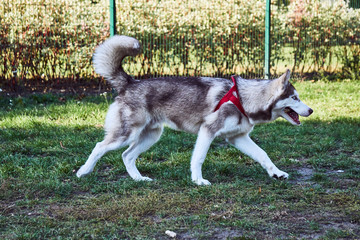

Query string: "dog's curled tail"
[[93, 35, 141, 91]]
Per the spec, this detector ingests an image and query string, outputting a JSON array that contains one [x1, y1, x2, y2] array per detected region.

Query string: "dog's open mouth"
[[284, 107, 300, 124]]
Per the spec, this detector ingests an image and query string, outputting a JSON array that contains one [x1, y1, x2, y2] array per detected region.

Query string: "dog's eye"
[[292, 96, 299, 101]]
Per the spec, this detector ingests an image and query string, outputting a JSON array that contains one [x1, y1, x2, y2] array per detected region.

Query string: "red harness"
[[214, 75, 247, 117]]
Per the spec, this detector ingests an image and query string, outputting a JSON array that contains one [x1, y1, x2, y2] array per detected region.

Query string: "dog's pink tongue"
[[289, 111, 300, 124]]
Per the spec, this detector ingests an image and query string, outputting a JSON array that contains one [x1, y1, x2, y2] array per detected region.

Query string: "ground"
[[0, 80, 359, 239]]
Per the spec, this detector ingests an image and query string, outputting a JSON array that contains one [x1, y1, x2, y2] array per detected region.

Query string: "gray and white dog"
[[76, 35, 313, 185]]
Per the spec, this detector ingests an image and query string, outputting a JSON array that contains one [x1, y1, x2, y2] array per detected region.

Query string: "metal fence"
[[1, 0, 359, 92]]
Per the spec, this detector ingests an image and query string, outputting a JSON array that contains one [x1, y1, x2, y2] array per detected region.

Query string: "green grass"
[[1, 81, 360, 239]]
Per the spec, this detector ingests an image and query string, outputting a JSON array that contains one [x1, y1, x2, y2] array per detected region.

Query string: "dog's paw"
[[192, 178, 211, 186], [76, 165, 92, 178], [271, 169, 289, 180], [134, 176, 153, 182]]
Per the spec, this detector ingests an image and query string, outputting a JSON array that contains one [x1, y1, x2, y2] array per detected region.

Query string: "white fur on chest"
[[216, 116, 254, 138]]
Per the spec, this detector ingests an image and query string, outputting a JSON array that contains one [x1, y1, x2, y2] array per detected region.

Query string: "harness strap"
[[214, 76, 247, 117]]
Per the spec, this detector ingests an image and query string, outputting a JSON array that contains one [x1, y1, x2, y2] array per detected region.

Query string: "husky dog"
[[76, 35, 313, 185]]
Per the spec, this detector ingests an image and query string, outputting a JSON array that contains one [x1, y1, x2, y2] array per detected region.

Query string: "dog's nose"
[[308, 108, 313, 115]]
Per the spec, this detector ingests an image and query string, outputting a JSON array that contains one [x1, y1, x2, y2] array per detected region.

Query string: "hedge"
[[1, 0, 359, 90]]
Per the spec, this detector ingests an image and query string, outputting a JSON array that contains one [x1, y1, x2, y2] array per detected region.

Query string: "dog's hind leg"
[[122, 125, 163, 181], [190, 126, 215, 186], [227, 134, 289, 180], [76, 136, 127, 178]]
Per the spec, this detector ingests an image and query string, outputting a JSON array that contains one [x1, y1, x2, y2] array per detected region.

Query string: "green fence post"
[[110, 0, 116, 36], [264, 0, 271, 79]]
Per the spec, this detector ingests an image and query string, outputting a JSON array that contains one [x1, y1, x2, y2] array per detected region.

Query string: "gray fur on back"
[[114, 76, 232, 134]]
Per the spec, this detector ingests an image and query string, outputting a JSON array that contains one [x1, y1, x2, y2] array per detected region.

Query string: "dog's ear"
[[280, 69, 291, 86], [267, 69, 291, 99], [271, 69, 291, 90]]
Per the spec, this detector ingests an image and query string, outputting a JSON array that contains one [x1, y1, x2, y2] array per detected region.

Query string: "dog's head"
[[271, 70, 313, 125]]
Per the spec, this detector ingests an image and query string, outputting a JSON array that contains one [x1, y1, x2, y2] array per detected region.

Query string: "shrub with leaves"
[[0, 0, 359, 90], [0, 0, 108, 89], [284, 0, 360, 76]]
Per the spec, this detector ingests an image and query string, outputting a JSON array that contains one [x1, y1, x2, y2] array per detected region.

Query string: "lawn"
[[0, 80, 359, 239]]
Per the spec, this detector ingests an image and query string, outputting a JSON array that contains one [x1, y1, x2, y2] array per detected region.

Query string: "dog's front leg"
[[227, 134, 289, 180], [191, 126, 215, 185]]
